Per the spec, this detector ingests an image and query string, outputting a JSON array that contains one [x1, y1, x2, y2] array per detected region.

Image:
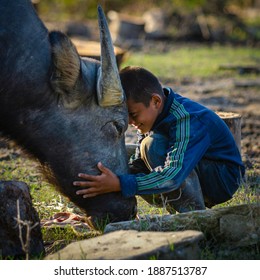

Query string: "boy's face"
[[127, 94, 163, 134]]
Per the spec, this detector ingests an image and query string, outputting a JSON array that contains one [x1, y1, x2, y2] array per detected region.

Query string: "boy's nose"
[[128, 116, 134, 125]]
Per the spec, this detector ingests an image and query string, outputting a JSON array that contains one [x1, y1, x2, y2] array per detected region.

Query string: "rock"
[[108, 10, 145, 48], [143, 8, 169, 39], [45, 230, 203, 260], [104, 204, 260, 248], [219, 213, 259, 247], [0, 181, 45, 259]]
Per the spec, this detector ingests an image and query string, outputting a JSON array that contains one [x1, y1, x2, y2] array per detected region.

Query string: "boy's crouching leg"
[[165, 170, 206, 213]]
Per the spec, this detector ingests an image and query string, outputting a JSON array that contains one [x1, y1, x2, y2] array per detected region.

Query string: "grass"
[[122, 44, 260, 82]]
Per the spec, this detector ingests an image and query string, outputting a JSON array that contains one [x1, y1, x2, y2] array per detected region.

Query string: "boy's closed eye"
[[130, 113, 137, 118]]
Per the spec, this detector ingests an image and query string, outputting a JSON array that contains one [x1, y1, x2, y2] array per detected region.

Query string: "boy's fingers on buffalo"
[[73, 181, 96, 187], [83, 193, 97, 198], [78, 173, 97, 180]]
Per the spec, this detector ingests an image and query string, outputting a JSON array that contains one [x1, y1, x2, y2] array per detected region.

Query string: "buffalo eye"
[[113, 121, 124, 136], [101, 121, 125, 138]]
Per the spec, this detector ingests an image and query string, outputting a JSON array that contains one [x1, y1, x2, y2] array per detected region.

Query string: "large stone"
[[0, 181, 45, 259], [45, 230, 203, 260], [104, 204, 260, 248]]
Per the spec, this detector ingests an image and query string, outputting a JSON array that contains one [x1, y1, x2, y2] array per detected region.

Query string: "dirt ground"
[[125, 76, 260, 176]]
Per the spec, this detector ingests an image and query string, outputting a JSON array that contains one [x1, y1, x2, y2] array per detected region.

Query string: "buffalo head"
[[0, 0, 136, 225]]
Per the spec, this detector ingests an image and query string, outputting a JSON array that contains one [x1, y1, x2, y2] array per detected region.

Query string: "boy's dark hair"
[[119, 66, 164, 107]]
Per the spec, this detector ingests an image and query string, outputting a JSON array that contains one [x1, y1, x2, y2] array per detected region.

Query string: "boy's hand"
[[73, 162, 121, 198]]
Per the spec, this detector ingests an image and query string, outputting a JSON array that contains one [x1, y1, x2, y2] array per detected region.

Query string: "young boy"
[[74, 66, 245, 213]]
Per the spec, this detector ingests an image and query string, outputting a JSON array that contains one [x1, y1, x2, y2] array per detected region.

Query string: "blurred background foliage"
[[36, 0, 259, 20]]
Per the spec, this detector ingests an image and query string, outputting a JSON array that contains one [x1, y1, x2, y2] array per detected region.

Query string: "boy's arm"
[[73, 130, 209, 199]]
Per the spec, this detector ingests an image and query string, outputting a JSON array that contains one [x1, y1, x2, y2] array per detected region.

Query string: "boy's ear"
[[151, 94, 163, 108]]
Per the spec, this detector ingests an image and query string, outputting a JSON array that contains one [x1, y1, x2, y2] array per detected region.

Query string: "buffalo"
[[0, 0, 137, 225]]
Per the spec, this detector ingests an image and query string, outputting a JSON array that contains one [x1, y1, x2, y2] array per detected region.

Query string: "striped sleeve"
[[135, 98, 191, 194]]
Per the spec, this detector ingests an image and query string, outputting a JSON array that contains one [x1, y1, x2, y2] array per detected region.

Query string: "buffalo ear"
[[49, 31, 83, 109]]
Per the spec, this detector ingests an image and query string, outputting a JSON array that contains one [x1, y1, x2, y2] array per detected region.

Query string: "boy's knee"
[[140, 134, 169, 169]]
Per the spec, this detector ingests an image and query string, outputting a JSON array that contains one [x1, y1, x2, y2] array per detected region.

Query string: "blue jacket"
[[119, 88, 245, 197]]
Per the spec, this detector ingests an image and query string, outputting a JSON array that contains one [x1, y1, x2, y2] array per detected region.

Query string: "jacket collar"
[[151, 87, 174, 130]]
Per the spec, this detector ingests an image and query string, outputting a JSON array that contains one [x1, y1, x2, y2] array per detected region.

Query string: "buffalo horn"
[[97, 6, 124, 107]]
